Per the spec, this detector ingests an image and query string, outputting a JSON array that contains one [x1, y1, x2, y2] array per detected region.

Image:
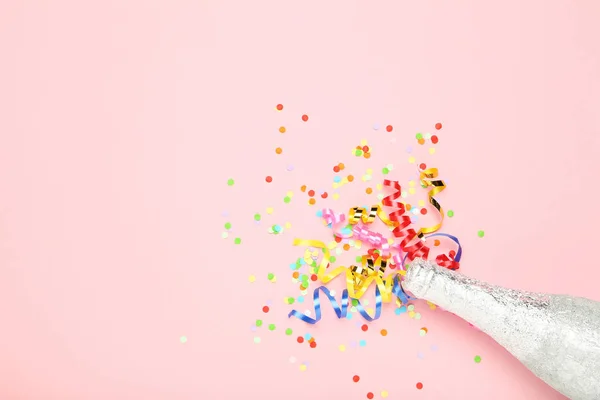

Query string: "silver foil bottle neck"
[[402, 258, 600, 400]]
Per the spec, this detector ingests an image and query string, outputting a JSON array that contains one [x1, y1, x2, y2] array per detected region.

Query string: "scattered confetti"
[[266, 176, 273, 183], [474, 355, 482, 363], [279, 126, 286, 133], [353, 375, 360, 382], [478, 230, 485, 238], [248, 275, 256, 283], [302, 114, 309, 122], [416, 382, 423, 390], [276, 147, 282, 154], [367, 392, 374, 399], [435, 122, 442, 130], [447, 210, 454, 217], [227, 178, 235, 186], [386, 125, 393, 132], [180, 336, 187, 344], [276, 104, 283, 111], [234, 237, 241, 244], [381, 390, 389, 398]]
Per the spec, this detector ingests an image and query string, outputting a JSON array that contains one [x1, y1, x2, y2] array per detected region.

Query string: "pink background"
[[1, 1, 599, 399]]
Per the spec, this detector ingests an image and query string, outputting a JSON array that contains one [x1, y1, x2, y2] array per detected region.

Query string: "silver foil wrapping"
[[402, 259, 600, 400]]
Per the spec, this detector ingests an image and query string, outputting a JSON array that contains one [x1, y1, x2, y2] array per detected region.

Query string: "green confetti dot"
[[256, 319, 263, 327], [284, 196, 291, 204], [355, 149, 363, 156], [355, 256, 362, 263], [227, 178, 235, 186], [382, 167, 389, 174], [447, 210, 454, 218], [268, 324, 276, 331], [180, 336, 187, 344], [352, 299, 359, 306], [474, 355, 482, 363], [285, 328, 293, 335], [254, 213, 261, 221], [416, 133, 423, 140], [234, 237, 241, 244], [286, 297, 295, 304], [329, 256, 337, 263], [477, 230, 485, 238], [267, 273, 275, 280], [224, 222, 232, 229]]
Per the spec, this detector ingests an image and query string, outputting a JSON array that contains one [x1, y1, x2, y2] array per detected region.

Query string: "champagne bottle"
[[402, 259, 600, 400]]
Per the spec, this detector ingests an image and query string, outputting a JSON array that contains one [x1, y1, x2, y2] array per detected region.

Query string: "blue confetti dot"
[[316, 210, 323, 217], [297, 296, 304, 303], [359, 340, 367, 347], [274, 225, 281, 232], [333, 176, 342, 183], [346, 313, 353, 320], [304, 333, 312, 340]]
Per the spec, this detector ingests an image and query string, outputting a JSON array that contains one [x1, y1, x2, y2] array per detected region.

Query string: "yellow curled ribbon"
[[293, 238, 405, 302]]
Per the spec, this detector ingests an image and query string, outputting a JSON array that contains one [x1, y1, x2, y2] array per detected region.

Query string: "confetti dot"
[[286, 165, 294, 171], [448, 210, 454, 217], [234, 238, 241, 244], [359, 340, 366, 347], [321, 192, 328, 199], [227, 178, 234, 186], [308, 198, 316, 205], [224, 222, 232, 230], [267, 272, 275, 280], [302, 114, 309, 122], [418, 138, 425, 145], [308, 190, 315, 197], [284, 196, 291, 204], [367, 392, 374, 399], [275, 147, 282, 154], [416, 382, 423, 390], [265, 176, 273, 183], [254, 336, 261, 344], [361, 324, 368, 332], [248, 275, 256, 283], [419, 163, 427, 170], [435, 123, 442, 130], [262, 306, 270, 313], [381, 390, 389, 398], [478, 230, 485, 238], [348, 175, 354, 182], [380, 329, 388, 336], [353, 375, 360, 382], [297, 336, 304, 343], [256, 319, 263, 327], [310, 341, 317, 348], [276, 104, 283, 111], [299, 364, 307, 371], [365, 187, 372, 194], [289, 356, 296, 363], [431, 135, 439, 144], [386, 125, 393, 132], [279, 126, 286, 133], [382, 167, 389, 174], [338, 344, 346, 352], [474, 355, 482, 363], [266, 207, 274, 214], [268, 324, 276, 331], [180, 336, 187, 343], [420, 328, 428, 336], [254, 213, 261, 221], [333, 165, 340, 172]]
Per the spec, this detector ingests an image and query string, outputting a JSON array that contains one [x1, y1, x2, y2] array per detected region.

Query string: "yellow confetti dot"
[[333, 193, 340, 200], [355, 241, 362, 249], [376, 183, 383, 190], [408, 187, 416, 195], [338, 344, 346, 352], [286, 191, 294, 197], [408, 156, 415, 164], [409, 180, 415, 187], [366, 168, 373, 174], [408, 311, 415, 318], [367, 308, 374, 315], [248, 275, 256, 283], [299, 364, 307, 371], [327, 241, 337, 249], [332, 182, 340, 189], [381, 390, 389, 398], [266, 207, 274, 214], [360, 139, 368, 146], [418, 200, 426, 207], [429, 147, 436, 155], [285, 222, 292, 229], [342, 177, 349, 184], [387, 238, 394, 245]]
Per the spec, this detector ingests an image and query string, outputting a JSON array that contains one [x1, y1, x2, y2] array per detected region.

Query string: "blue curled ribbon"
[[288, 276, 414, 324]]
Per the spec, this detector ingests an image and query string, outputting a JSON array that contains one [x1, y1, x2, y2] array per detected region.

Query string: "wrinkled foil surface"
[[403, 259, 600, 400]]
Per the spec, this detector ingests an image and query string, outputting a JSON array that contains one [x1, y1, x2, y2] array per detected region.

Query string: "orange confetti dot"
[[417, 138, 425, 145], [364, 152, 371, 159], [279, 126, 286, 133], [308, 198, 316, 205], [292, 271, 300, 279], [366, 187, 373, 194], [348, 175, 354, 182], [381, 329, 388, 336], [275, 147, 283, 154], [343, 244, 350, 251], [300, 185, 307, 192], [433, 239, 441, 246], [300, 284, 307, 290], [406, 204, 411, 211], [338, 163, 345, 170], [302, 114, 309, 122]]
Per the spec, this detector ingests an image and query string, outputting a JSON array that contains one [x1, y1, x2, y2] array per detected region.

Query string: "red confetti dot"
[[353, 375, 360, 382], [276, 104, 283, 111], [265, 176, 273, 183], [297, 336, 304, 343], [262, 306, 269, 313], [435, 123, 442, 130], [334, 236, 342, 243], [321, 192, 328, 199], [362, 145, 370, 153], [419, 163, 427, 170], [386, 125, 393, 132], [420, 208, 427, 215], [333, 165, 340, 172], [302, 114, 309, 122], [310, 274, 318, 281], [416, 382, 423, 390], [431, 135, 439, 144], [367, 393, 374, 399], [310, 341, 317, 348], [308, 190, 315, 197], [449, 250, 456, 258], [361, 324, 368, 332]]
